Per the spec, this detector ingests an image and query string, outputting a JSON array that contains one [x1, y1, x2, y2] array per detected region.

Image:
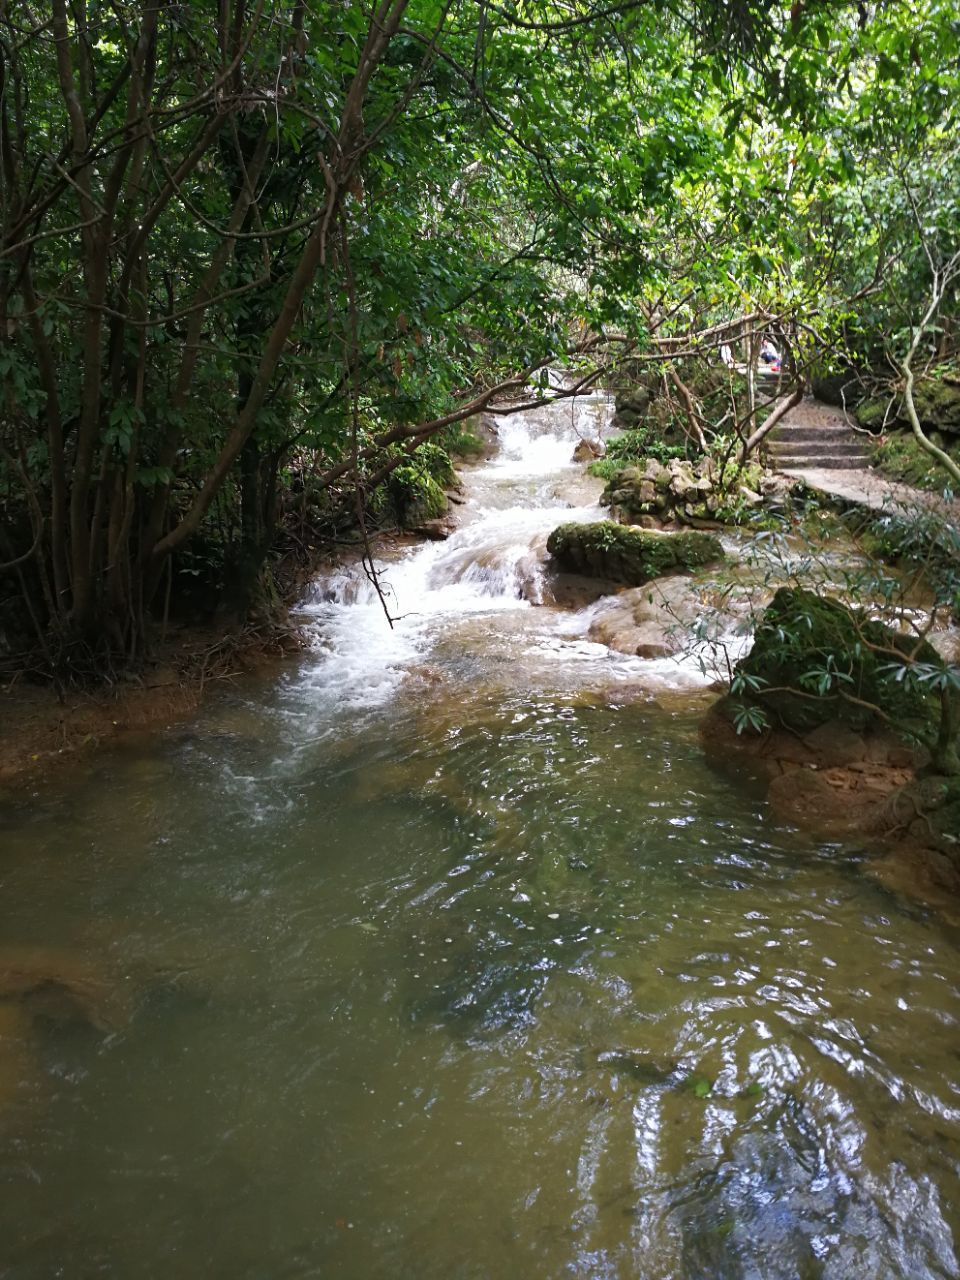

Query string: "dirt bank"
[[0, 621, 304, 788]]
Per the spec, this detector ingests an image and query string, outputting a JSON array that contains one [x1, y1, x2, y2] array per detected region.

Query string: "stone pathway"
[[771, 399, 960, 521]]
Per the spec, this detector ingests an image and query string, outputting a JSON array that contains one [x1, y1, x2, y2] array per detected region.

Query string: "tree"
[[1, 0, 955, 678]]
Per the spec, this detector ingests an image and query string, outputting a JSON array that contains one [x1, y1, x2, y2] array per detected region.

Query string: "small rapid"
[[294, 392, 712, 716]]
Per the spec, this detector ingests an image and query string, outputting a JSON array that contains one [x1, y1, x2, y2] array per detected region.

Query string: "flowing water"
[[1, 397, 960, 1279]]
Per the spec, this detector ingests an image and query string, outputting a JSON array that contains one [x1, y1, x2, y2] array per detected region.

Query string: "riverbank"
[[0, 621, 306, 787]]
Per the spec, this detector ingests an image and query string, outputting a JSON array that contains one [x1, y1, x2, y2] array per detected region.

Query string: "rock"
[[855, 398, 889, 432], [812, 371, 868, 409], [0, 945, 135, 1032], [767, 767, 866, 832], [802, 721, 867, 766], [719, 586, 942, 739], [587, 576, 722, 658], [572, 439, 603, 463], [614, 387, 652, 419], [413, 517, 456, 541], [546, 522, 724, 587], [855, 375, 960, 437], [452, 412, 501, 459], [913, 377, 960, 435]]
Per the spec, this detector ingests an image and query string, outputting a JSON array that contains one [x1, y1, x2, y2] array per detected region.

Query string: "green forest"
[[1, 0, 957, 672]]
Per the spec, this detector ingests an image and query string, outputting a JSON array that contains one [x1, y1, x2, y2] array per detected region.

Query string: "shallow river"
[[2, 398, 959, 1278]]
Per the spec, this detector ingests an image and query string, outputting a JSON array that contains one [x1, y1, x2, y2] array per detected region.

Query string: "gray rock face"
[[600, 454, 767, 527]]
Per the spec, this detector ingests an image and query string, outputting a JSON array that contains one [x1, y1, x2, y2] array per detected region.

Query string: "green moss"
[[913, 377, 960, 434], [445, 430, 486, 458], [731, 586, 941, 738], [872, 430, 960, 491], [855, 398, 888, 432], [546, 521, 724, 585]]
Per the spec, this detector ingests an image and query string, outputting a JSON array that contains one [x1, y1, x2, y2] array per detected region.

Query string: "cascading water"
[[294, 391, 710, 714]]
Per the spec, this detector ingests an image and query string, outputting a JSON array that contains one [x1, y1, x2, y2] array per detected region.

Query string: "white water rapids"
[[294, 392, 718, 713]]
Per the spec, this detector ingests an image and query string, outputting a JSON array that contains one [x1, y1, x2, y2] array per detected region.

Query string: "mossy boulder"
[[855, 398, 888, 432], [546, 521, 724, 586], [726, 586, 942, 738], [856, 375, 960, 437], [614, 386, 653, 423], [913, 377, 960, 436]]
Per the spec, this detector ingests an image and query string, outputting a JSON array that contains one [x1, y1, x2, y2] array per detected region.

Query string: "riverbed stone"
[[546, 522, 724, 587], [586, 576, 726, 657]]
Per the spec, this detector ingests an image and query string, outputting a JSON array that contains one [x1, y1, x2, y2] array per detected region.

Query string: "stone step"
[[776, 454, 870, 471], [769, 425, 860, 443], [767, 439, 868, 458]]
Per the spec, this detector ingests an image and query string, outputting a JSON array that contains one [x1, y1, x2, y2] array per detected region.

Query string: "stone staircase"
[[765, 418, 872, 471]]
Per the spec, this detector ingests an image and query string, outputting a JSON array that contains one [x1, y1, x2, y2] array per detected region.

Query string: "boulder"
[[913, 377, 960, 436], [717, 586, 942, 740], [856, 375, 960, 437], [572, 438, 603, 463], [614, 387, 652, 422], [546, 521, 724, 587], [855, 398, 890, 432], [587, 576, 726, 658], [812, 371, 868, 410], [452, 412, 501, 460], [412, 516, 456, 540]]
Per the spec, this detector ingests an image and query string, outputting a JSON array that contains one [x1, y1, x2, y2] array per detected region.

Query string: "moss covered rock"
[[855, 398, 888, 432], [546, 521, 724, 586], [727, 586, 941, 738], [856, 374, 960, 437], [913, 377, 960, 435]]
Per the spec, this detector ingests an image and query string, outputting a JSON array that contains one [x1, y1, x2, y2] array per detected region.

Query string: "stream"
[[1, 395, 960, 1278]]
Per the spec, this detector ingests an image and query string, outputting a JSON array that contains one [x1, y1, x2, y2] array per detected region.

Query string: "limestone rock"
[[572, 439, 603, 463], [722, 586, 942, 739], [546, 521, 724, 587]]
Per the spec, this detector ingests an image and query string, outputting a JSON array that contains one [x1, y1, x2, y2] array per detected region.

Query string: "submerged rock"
[[546, 521, 724, 588], [0, 945, 135, 1032]]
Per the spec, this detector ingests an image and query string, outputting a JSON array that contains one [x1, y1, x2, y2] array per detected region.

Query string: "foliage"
[[2, 0, 959, 676], [588, 428, 687, 481]]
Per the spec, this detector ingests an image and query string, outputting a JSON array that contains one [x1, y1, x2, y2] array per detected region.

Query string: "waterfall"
[[294, 392, 712, 710]]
